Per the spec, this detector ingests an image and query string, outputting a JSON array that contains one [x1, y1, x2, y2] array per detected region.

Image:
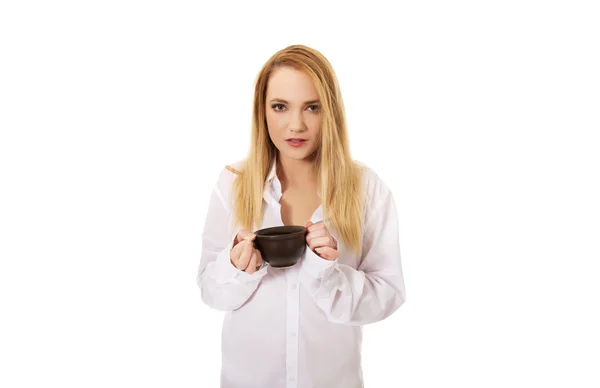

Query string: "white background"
[[1, 0, 599, 387]]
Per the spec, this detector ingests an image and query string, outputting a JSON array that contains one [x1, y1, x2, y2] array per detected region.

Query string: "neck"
[[277, 154, 318, 190]]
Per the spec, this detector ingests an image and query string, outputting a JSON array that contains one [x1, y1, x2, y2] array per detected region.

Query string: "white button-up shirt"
[[198, 161, 406, 388]]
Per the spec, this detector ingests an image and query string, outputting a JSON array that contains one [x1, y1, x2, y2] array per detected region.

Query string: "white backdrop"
[[1, 1, 599, 387]]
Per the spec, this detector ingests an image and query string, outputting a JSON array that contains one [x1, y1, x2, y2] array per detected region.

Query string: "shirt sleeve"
[[196, 169, 268, 311], [299, 184, 406, 325]]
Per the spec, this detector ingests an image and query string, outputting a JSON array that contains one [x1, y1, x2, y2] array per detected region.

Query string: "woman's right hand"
[[230, 229, 263, 274]]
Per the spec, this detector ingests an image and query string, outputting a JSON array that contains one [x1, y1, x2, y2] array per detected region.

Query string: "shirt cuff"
[[301, 245, 337, 280]]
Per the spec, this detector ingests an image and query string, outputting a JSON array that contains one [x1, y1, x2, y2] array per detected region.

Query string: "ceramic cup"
[[253, 225, 307, 268]]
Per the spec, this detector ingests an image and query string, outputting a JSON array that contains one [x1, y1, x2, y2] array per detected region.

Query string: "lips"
[[285, 138, 307, 147], [285, 138, 307, 142]]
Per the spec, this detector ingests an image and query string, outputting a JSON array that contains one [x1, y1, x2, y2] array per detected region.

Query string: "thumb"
[[238, 229, 256, 242]]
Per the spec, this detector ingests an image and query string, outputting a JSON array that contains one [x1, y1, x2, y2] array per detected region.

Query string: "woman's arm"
[[196, 169, 267, 311], [299, 186, 406, 325]]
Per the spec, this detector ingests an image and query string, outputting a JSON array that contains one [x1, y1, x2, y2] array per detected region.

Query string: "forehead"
[[266, 67, 319, 101]]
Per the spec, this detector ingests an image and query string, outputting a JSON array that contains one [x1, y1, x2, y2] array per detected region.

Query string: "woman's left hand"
[[305, 221, 339, 261]]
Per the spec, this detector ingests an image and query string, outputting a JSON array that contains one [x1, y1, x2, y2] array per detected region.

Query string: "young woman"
[[197, 45, 406, 388]]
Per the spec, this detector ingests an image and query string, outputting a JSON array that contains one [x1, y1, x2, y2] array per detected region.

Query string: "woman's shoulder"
[[211, 159, 245, 192], [224, 160, 245, 176], [353, 161, 393, 200]]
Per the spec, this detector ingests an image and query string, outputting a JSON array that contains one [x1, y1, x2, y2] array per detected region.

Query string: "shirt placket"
[[285, 265, 300, 388], [262, 171, 306, 387], [267, 174, 301, 387]]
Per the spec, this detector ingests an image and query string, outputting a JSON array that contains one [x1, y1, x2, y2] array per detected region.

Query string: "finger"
[[230, 240, 245, 262], [236, 229, 256, 244], [254, 249, 263, 268], [306, 233, 326, 249], [306, 221, 313, 228], [305, 229, 328, 249], [307, 236, 336, 250], [235, 241, 253, 270], [246, 250, 259, 274], [306, 228, 328, 240], [315, 246, 339, 261], [307, 222, 326, 233]]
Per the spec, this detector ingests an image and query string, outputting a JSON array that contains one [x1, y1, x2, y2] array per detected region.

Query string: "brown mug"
[[252, 225, 307, 268]]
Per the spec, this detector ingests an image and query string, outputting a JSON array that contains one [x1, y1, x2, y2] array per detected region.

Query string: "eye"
[[271, 103, 286, 112], [307, 104, 320, 112]]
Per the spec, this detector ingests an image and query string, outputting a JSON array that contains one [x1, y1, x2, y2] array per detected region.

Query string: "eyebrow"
[[269, 98, 320, 105]]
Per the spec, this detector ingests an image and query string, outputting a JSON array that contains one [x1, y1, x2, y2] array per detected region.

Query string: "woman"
[[197, 45, 406, 388]]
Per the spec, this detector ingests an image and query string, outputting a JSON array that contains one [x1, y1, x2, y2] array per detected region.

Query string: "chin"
[[281, 152, 306, 160], [278, 148, 316, 161]]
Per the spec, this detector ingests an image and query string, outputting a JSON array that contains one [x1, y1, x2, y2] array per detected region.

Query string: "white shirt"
[[197, 161, 406, 388]]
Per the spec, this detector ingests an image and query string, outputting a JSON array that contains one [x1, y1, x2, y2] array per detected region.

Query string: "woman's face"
[[265, 67, 322, 162]]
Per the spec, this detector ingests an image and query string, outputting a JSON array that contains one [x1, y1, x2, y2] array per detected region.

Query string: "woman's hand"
[[305, 221, 339, 261], [230, 229, 263, 274]]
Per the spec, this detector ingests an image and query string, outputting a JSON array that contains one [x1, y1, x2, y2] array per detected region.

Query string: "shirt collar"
[[265, 161, 278, 185], [264, 161, 282, 204]]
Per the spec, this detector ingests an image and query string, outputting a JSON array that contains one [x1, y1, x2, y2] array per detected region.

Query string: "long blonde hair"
[[228, 44, 364, 255]]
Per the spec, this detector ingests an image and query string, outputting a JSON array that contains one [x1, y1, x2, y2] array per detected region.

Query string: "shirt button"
[[290, 283, 297, 289], [289, 377, 295, 382], [290, 332, 296, 337]]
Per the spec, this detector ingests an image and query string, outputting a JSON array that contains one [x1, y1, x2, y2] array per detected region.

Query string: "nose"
[[288, 109, 306, 133]]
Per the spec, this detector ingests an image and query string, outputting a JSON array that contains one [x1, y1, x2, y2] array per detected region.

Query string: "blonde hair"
[[228, 44, 364, 255]]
